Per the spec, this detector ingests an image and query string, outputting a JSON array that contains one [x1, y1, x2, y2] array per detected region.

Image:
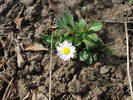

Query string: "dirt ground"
[[0, 0, 133, 100]]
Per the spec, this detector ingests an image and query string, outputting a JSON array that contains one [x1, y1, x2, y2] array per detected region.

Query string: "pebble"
[[20, 0, 34, 7], [100, 66, 109, 74]]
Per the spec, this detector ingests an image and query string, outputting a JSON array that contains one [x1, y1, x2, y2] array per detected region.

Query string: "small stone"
[[35, 24, 45, 38], [41, 6, 48, 17], [58, 84, 67, 93], [20, 0, 34, 7], [100, 87, 107, 92], [100, 66, 109, 74], [38, 86, 46, 93]]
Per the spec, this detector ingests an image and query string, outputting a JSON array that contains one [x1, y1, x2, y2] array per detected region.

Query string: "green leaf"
[[56, 19, 71, 30], [89, 21, 103, 32], [79, 51, 89, 61], [88, 33, 99, 42], [56, 12, 76, 31], [74, 38, 81, 46], [104, 47, 116, 56], [77, 19, 86, 32], [42, 34, 51, 43], [63, 32, 69, 37], [127, 0, 133, 4], [75, 32, 85, 40], [46, 36, 51, 43], [81, 7, 87, 12], [63, 12, 75, 28], [66, 36, 74, 43], [83, 39, 95, 48], [93, 53, 98, 61], [88, 54, 93, 64], [54, 35, 63, 47]]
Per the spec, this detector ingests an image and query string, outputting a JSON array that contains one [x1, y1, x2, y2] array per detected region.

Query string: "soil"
[[0, 0, 133, 100]]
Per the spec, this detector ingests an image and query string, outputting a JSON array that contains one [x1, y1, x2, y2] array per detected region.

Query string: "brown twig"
[[22, 92, 30, 100], [87, 19, 133, 24], [7, 32, 14, 52], [125, 19, 133, 100], [128, 28, 133, 32], [49, 32, 53, 100], [2, 78, 14, 100], [0, 0, 14, 16], [0, 74, 9, 83], [17, 5, 24, 17]]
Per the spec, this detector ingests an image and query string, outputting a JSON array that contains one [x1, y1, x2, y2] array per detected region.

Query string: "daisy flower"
[[57, 41, 76, 61]]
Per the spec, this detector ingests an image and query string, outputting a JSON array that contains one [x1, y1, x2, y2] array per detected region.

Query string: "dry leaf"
[[48, 0, 59, 12], [14, 17, 23, 30], [17, 52, 25, 68], [15, 45, 25, 68], [25, 43, 48, 51], [28, 55, 43, 62], [75, 10, 82, 20]]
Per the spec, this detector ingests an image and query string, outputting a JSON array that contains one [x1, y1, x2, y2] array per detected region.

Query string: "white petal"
[[56, 41, 76, 61]]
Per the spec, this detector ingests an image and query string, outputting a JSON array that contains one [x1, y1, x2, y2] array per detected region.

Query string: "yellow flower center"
[[63, 47, 70, 55]]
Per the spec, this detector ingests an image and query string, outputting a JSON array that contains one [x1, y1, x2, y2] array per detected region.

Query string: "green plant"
[[127, 0, 133, 4], [42, 12, 116, 64]]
